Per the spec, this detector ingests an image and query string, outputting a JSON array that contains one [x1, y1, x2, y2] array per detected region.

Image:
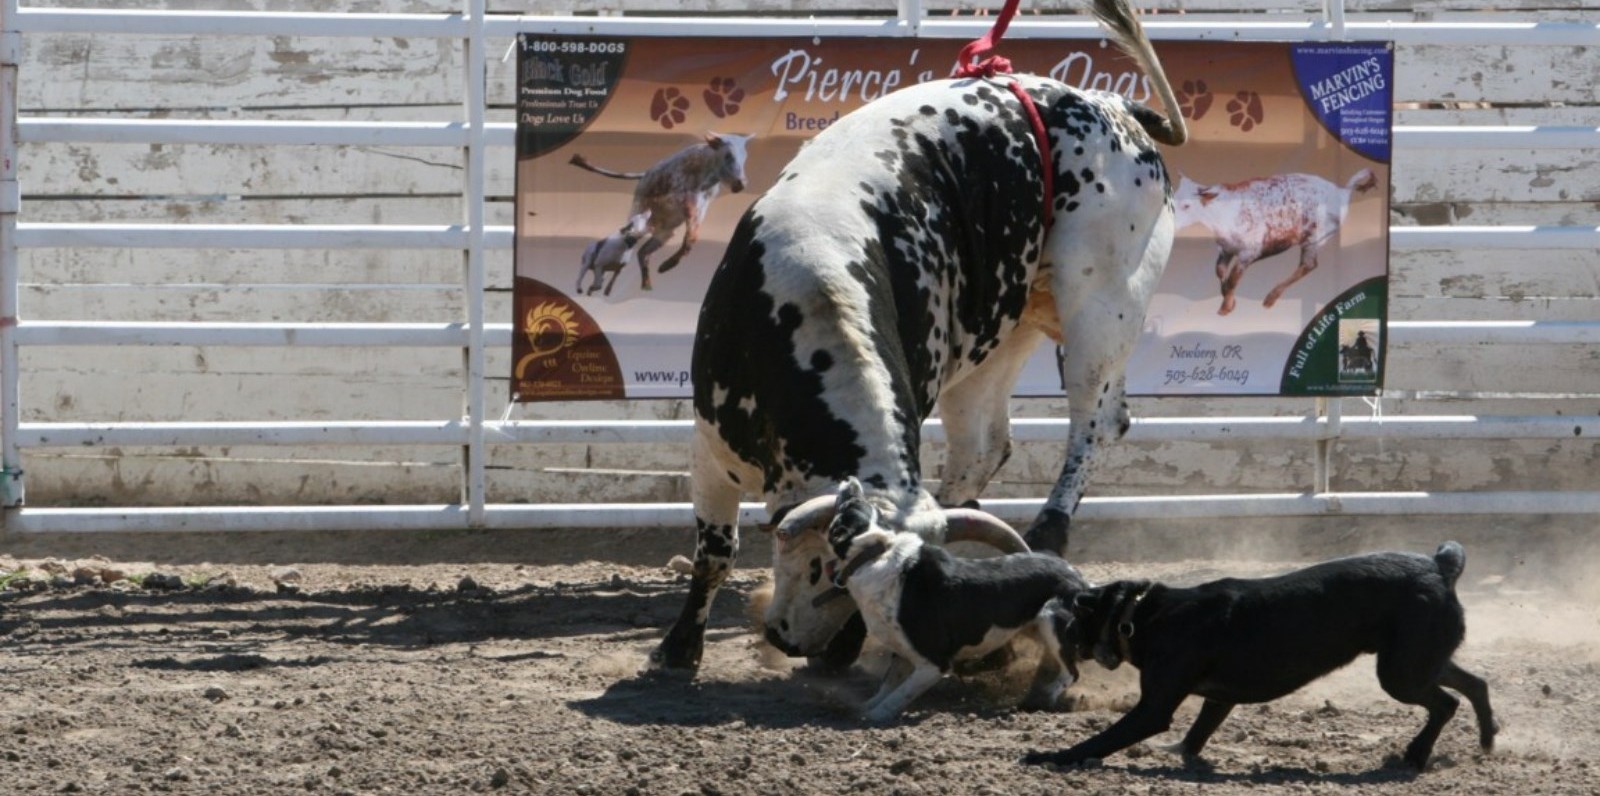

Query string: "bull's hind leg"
[[650, 431, 744, 672], [635, 236, 666, 290], [658, 195, 706, 274], [1262, 247, 1319, 309], [1028, 278, 1150, 554], [1026, 172, 1173, 555], [934, 325, 1047, 509]]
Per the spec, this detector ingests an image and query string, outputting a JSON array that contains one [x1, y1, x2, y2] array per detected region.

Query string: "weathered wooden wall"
[[10, 0, 1599, 508]]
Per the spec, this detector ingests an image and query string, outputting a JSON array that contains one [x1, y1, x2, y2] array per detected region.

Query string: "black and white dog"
[[1023, 541, 1498, 770], [822, 478, 1091, 722]]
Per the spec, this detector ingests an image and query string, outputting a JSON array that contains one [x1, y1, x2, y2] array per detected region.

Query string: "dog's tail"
[[1433, 541, 1466, 589], [1090, 0, 1187, 147], [569, 153, 645, 181]]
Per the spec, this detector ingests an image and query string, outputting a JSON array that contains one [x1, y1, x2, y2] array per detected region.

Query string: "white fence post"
[[463, 0, 488, 526], [0, 0, 22, 508]]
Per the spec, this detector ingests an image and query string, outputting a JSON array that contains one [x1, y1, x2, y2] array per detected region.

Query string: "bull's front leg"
[[934, 325, 1047, 509], [650, 437, 743, 672], [1217, 252, 1245, 316]]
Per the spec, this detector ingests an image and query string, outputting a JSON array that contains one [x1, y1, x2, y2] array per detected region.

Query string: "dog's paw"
[[1020, 750, 1097, 769]]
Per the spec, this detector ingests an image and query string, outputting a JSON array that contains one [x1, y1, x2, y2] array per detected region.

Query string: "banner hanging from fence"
[[512, 35, 1392, 400]]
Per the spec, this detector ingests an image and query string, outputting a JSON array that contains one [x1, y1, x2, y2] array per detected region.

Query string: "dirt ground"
[[2, 522, 1598, 795]]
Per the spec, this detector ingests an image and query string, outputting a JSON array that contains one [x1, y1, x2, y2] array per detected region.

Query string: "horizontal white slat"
[[17, 119, 478, 148], [16, 414, 1598, 450], [1392, 125, 1600, 150], [20, 120, 1599, 151], [10, 490, 1600, 534], [13, 9, 469, 38], [15, 223, 475, 249], [1388, 320, 1600, 345], [14, 321, 470, 347], [18, 421, 468, 447], [1389, 226, 1600, 250], [15, 319, 1600, 347]]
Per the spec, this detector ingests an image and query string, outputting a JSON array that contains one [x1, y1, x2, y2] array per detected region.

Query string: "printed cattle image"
[[1174, 169, 1378, 315], [651, 0, 1190, 673], [569, 131, 753, 291]]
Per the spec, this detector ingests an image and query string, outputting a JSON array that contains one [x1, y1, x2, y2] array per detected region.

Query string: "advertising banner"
[[512, 35, 1391, 400]]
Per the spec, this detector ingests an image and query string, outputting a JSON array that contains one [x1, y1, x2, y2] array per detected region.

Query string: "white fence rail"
[[1, 0, 1597, 533]]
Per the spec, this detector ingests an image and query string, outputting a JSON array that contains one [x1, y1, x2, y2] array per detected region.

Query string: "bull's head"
[[705, 132, 752, 194], [760, 477, 1029, 659]]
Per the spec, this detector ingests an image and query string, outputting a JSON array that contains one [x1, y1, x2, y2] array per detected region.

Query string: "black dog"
[[822, 478, 1091, 721], [1023, 542, 1497, 770]]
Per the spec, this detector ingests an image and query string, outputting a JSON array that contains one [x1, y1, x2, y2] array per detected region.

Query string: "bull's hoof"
[[648, 633, 704, 673], [1023, 508, 1071, 557], [804, 612, 866, 676], [658, 255, 684, 273]]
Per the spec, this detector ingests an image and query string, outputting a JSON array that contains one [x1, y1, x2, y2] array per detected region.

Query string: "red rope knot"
[[953, 51, 1014, 80]]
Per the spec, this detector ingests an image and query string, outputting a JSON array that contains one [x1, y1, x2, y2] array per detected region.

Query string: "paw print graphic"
[[702, 76, 746, 119], [650, 87, 691, 130], [1226, 90, 1264, 132], [1177, 79, 1213, 121]]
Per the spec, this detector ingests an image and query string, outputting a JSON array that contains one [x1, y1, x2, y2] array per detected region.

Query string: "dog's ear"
[[826, 478, 876, 560], [835, 476, 865, 505], [1072, 587, 1102, 614]]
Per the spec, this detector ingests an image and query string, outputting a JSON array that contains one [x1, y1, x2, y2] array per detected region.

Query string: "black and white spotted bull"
[[651, 0, 1188, 672]]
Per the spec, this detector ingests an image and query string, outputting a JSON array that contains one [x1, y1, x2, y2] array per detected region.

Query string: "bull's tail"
[[569, 153, 645, 180], [1347, 168, 1378, 193], [1090, 0, 1188, 147], [1433, 540, 1466, 590]]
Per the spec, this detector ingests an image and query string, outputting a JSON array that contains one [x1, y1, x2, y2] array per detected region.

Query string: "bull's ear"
[[705, 131, 727, 148]]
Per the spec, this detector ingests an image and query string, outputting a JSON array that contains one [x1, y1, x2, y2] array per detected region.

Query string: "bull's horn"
[[942, 509, 1030, 553], [773, 493, 837, 540]]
